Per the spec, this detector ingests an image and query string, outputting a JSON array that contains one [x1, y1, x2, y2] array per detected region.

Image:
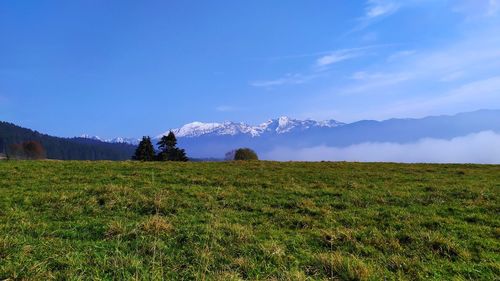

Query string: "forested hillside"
[[0, 121, 136, 160]]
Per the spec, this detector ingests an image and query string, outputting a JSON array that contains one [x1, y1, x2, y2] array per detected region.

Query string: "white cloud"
[[444, 75, 500, 102], [316, 51, 361, 67], [252, 45, 388, 88], [315, 25, 500, 119], [453, 0, 500, 18], [350, 71, 409, 81], [365, 0, 400, 19], [250, 73, 319, 88], [347, 0, 402, 33], [359, 75, 500, 119], [264, 131, 500, 164], [387, 50, 416, 62], [340, 71, 413, 94], [315, 46, 385, 69]]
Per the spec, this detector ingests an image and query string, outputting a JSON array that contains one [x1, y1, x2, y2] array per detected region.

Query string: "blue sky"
[[1, 0, 500, 138]]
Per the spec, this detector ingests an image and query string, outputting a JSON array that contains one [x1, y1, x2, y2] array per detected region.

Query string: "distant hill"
[[0, 121, 136, 160]]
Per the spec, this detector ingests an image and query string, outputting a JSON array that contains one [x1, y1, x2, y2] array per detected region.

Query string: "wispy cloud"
[[453, 0, 500, 19], [387, 50, 416, 62], [366, 75, 500, 119], [258, 45, 387, 62], [341, 71, 413, 94], [304, 21, 500, 122], [250, 73, 320, 88], [347, 0, 402, 33], [315, 45, 394, 69], [251, 46, 383, 87], [365, 0, 401, 19], [315, 50, 362, 68], [431, 75, 500, 106]]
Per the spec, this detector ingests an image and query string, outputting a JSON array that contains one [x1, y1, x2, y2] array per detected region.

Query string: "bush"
[[234, 148, 258, 161]]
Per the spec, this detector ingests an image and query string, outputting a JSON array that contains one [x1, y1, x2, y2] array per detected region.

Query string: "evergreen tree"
[[156, 131, 188, 161], [133, 136, 155, 161], [170, 147, 189, 162]]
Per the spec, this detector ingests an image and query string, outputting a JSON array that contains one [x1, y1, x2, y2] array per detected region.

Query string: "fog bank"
[[263, 131, 500, 164]]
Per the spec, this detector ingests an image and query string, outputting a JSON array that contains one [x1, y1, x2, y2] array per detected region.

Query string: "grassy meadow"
[[0, 161, 499, 280]]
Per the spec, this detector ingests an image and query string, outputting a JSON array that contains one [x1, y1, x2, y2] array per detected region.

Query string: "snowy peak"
[[160, 117, 344, 138], [159, 121, 261, 138], [109, 137, 140, 145], [79, 135, 140, 145], [265, 116, 343, 134], [80, 134, 103, 141]]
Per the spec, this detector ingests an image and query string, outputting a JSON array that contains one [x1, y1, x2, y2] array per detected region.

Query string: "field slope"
[[0, 161, 499, 280]]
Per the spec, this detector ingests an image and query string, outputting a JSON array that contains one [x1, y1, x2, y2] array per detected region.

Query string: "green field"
[[0, 161, 499, 280]]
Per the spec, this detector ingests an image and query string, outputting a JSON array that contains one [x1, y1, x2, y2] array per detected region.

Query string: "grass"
[[0, 160, 498, 280]]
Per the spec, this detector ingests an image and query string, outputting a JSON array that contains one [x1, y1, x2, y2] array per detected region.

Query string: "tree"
[[133, 136, 155, 161], [234, 148, 258, 161], [156, 131, 188, 161], [23, 141, 46, 159], [6, 141, 46, 160]]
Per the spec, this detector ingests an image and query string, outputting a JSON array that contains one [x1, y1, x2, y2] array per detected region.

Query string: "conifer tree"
[[156, 131, 188, 161], [133, 136, 155, 161]]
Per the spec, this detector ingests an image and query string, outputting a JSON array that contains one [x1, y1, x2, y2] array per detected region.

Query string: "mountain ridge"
[[157, 116, 345, 139], [75, 109, 500, 159]]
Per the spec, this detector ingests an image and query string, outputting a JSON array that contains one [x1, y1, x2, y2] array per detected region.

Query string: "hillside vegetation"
[[0, 161, 498, 280], [0, 121, 135, 160]]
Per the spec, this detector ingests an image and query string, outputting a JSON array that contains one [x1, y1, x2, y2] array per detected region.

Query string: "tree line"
[[0, 121, 135, 160]]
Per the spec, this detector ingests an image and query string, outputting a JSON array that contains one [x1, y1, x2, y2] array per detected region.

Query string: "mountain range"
[[160, 116, 345, 138], [81, 109, 500, 159], [168, 110, 500, 158], [4, 109, 499, 161]]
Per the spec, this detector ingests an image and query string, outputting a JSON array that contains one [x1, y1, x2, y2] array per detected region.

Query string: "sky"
[[1, 0, 500, 138]]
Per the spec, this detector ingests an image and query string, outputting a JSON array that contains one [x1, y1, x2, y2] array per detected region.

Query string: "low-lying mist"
[[263, 131, 500, 164]]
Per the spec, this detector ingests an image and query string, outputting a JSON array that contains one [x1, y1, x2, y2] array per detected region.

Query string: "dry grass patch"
[[139, 215, 173, 235], [315, 252, 372, 281]]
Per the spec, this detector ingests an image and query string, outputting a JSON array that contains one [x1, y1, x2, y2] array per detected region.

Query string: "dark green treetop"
[[133, 136, 155, 161], [156, 131, 188, 162]]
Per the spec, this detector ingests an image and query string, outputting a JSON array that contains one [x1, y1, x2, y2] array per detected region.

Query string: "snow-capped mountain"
[[79, 135, 140, 145], [109, 137, 141, 145], [76, 110, 500, 159], [157, 116, 345, 138], [167, 110, 500, 159]]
